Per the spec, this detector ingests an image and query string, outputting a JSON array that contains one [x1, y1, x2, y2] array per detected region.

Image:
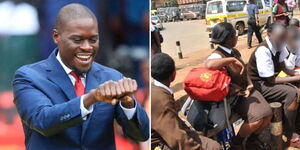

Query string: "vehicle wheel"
[[236, 22, 245, 35]]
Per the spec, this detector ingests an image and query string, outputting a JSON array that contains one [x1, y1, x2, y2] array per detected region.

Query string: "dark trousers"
[[247, 20, 263, 47]]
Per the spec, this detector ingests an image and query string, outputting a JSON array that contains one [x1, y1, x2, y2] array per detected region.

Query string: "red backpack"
[[183, 67, 231, 102]]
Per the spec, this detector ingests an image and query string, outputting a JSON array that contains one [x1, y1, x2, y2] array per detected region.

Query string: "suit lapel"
[[81, 64, 101, 140], [45, 49, 77, 100]]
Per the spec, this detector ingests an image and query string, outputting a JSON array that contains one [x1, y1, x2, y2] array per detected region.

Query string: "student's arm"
[[205, 57, 244, 74], [245, 73, 254, 97], [265, 75, 300, 84], [280, 62, 298, 76]]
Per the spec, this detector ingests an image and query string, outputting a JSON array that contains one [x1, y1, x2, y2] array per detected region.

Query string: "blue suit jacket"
[[13, 49, 149, 150]]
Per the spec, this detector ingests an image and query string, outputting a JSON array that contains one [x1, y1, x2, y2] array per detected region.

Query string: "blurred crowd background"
[[0, 0, 149, 150]]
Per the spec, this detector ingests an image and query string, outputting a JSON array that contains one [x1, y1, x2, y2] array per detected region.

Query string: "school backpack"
[[183, 67, 231, 102]]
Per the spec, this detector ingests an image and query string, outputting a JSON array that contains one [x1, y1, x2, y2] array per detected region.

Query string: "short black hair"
[[289, 18, 300, 27], [151, 53, 175, 82], [267, 22, 286, 33], [211, 22, 236, 45]]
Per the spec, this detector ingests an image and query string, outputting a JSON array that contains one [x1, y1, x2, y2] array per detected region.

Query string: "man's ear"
[[53, 29, 59, 44], [170, 71, 176, 82]]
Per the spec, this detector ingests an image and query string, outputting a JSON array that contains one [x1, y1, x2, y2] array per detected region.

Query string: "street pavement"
[[160, 20, 211, 57]]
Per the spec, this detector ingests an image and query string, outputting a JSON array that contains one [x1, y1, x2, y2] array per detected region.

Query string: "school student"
[[247, 22, 300, 148], [283, 26, 300, 71], [289, 18, 300, 27], [151, 53, 222, 150], [205, 22, 272, 150]]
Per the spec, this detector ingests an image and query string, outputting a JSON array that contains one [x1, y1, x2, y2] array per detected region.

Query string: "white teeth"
[[77, 55, 90, 59], [76, 53, 92, 60]]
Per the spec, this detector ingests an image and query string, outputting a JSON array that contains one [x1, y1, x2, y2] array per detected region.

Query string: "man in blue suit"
[[13, 3, 149, 150]]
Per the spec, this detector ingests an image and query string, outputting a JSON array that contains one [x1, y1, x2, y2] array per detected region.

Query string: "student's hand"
[[295, 71, 300, 76], [244, 84, 254, 97], [231, 58, 245, 75], [94, 78, 137, 107]]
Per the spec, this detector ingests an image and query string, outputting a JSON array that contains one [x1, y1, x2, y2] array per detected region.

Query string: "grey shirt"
[[247, 2, 259, 20]]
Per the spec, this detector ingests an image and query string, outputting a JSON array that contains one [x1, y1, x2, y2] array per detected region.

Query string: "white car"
[[151, 15, 164, 30]]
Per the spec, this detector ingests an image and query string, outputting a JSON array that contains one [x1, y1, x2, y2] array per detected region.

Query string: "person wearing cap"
[[205, 22, 272, 150]]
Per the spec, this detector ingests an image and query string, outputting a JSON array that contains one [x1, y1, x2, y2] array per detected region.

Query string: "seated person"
[[205, 22, 272, 150], [151, 53, 222, 150], [283, 26, 300, 71], [247, 22, 300, 148], [289, 18, 300, 27]]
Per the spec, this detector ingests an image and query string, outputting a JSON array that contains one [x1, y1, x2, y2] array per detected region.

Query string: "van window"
[[227, 1, 246, 12], [207, 1, 223, 14], [256, 0, 263, 9]]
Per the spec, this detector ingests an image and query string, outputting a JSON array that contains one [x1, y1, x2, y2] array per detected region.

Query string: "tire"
[[236, 22, 245, 35]]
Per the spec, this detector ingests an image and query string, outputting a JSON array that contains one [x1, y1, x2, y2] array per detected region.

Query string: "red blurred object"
[[183, 68, 231, 102], [0, 91, 25, 150]]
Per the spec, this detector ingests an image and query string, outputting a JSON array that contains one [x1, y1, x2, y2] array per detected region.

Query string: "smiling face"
[[53, 18, 99, 74]]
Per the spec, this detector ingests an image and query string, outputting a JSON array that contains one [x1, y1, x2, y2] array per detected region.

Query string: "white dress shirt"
[[255, 36, 289, 78], [56, 52, 136, 120], [153, 80, 173, 94], [207, 45, 233, 60]]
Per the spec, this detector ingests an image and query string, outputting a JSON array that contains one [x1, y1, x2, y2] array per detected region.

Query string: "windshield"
[[207, 1, 223, 14], [227, 1, 246, 12]]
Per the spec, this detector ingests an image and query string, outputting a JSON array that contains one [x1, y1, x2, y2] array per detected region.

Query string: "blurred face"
[[53, 18, 99, 73], [269, 27, 287, 51], [287, 31, 299, 52]]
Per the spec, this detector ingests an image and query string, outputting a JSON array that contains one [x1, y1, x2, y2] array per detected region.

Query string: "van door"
[[256, 0, 268, 25]]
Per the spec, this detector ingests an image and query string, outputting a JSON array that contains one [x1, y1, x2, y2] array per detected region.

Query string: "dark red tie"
[[70, 71, 85, 96]]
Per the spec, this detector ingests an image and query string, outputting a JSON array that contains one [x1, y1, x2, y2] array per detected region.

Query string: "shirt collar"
[[56, 51, 86, 77], [153, 80, 173, 94], [266, 36, 278, 56], [219, 45, 232, 54]]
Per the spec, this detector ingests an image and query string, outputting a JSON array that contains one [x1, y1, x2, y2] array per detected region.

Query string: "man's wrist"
[[121, 97, 135, 108], [83, 90, 97, 109]]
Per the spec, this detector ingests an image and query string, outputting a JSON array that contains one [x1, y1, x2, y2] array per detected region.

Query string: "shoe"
[[248, 46, 252, 49], [245, 136, 270, 150]]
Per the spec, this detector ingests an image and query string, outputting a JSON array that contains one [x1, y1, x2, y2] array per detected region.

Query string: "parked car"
[[151, 15, 164, 30], [205, 0, 271, 35], [157, 8, 169, 22], [179, 3, 206, 20]]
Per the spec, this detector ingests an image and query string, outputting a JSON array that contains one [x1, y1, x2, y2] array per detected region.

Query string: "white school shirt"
[[283, 46, 300, 70], [207, 45, 233, 60], [255, 36, 289, 78], [153, 80, 173, 94], [56, 52, 136, 120]]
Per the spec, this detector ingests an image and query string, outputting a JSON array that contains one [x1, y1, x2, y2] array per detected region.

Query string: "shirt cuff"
[[80, 95, 94, 120], [119, 101, 136, 120]]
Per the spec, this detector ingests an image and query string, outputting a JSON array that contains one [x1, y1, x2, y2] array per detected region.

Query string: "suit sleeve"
[[13, 69, 84, 137], [114, 74, 149, 142]]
